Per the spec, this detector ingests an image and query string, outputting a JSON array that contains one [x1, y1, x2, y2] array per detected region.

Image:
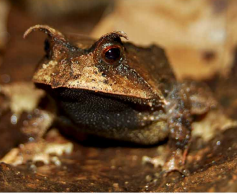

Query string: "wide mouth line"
[[35, 82, 158, 108], [34, 79, 157, 100]]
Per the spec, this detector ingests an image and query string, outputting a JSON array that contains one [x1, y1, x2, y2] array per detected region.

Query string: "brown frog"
[[24, 25, 217, 173]]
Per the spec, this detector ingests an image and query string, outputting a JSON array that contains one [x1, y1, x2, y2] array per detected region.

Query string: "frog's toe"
[[162, 149, 190, 176]]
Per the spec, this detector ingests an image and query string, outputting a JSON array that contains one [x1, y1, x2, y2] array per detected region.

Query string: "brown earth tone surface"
[[0, 1, 237, 192]]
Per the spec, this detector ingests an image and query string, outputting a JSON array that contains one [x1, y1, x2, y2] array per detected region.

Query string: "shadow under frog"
[[24, 25, 217, 173]]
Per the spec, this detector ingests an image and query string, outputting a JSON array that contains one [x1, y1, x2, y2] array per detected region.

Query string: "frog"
[[23, 25, 217, 173]]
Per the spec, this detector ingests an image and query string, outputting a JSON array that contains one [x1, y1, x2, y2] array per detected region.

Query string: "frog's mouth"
[[36, 83, 157, 109]]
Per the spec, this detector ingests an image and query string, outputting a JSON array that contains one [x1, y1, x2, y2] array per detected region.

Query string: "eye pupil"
[[104, 47, 120, 61]]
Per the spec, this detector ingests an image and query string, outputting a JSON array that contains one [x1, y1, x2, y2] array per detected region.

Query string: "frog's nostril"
[[44, 40, 50, 57]]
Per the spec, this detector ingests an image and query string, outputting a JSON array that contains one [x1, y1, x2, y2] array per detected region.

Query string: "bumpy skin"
[[24, 25, 216, 172]]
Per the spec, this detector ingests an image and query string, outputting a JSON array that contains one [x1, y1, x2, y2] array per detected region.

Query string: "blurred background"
[[0, 0, 236, 84]]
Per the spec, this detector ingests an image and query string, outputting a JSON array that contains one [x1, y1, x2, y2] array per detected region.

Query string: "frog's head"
[[24, 25, 173, 103]]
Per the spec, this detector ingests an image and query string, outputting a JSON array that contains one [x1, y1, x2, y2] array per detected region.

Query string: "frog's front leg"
[[163, 81, 217, 173], [163, 83, 192, 173]]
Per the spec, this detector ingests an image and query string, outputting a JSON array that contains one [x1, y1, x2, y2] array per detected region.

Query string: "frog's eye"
[[102, 45, 121, 63]]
